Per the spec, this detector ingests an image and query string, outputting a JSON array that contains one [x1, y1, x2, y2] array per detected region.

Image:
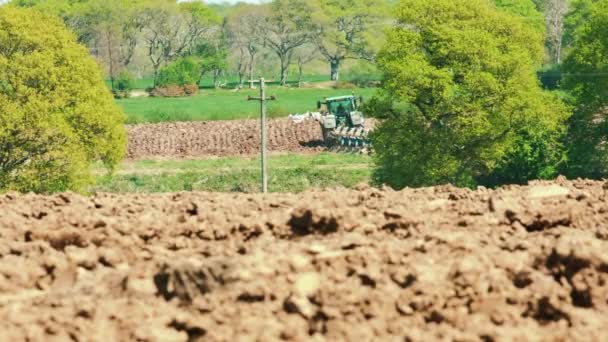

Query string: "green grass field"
[[92, 153, 372, 193], [119, 86, 378, 124]]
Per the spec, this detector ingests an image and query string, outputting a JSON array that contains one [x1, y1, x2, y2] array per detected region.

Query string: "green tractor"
[[315, 94, 370, 148]]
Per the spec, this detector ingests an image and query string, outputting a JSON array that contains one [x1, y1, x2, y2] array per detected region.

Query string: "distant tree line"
[[4, 0, 583, 91], [8, 0, 391, 90]]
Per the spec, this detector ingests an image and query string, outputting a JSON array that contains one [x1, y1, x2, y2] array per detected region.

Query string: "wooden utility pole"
[[247, 78, 276, 193]]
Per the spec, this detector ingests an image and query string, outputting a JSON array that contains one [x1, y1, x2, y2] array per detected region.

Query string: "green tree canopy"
[[264, 0, 318, 85], [494, 0, 546, 33], [312, 0, 390, 81], [157, 57, 200, 87], [370, 0, 569, 188], [0, 7, 126, 192], [562, 0, 608, 178]]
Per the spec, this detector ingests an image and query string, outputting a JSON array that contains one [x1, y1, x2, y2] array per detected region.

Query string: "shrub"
[[156, 57, 200, 88], [151, 85, 186, 97], [113, 71, 134, 98], [0, 7, 126, 193], [333, 81, 357, 90], [347, 61, 380, 87], [151, 84, 198, 97], [153, 58, 200, 97], [183, 84, 199, 96], [537, 64, 562, 90]]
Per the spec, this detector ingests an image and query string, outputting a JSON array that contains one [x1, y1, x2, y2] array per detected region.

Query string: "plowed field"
[[126, 119, 326, 159], [1, 179, 608, 340]]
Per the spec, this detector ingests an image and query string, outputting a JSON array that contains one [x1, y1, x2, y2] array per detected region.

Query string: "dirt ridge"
[[126, 119, 326, 159]]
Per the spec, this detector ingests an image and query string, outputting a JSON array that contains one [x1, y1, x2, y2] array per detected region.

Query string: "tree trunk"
[[213, 69, 220, 89], [236, 60, 244, 89], [152, 66, 160, 88], [298, 64, 304, 88], [248, 68, 254, 89], [280, 65, 288, 86], [330, 59, 340, 81], [248, 54, 255, 89], [106, 31, 116, 91], [280, 55, 289, 86]]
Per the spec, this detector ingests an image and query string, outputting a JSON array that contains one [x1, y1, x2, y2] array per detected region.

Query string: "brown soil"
[[126, 119, 326, 159], [1, 178, 608, 341]]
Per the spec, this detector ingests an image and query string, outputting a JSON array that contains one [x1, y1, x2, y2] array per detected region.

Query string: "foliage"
[[562, 0, 608, 178], [9, 0, 387, 91], [12, 0, 143, 84], [563, 0, 596, 46], [312, 0, 390, 80], [192, 40, 229, 87], [264, 0, 318, 85], [537, 63, 563, 89], [116, 71, 134, 91], [140, 0, 221, 85], [477, 105, 568, 186], [347, 60, 381, 86], [494, 0, 546, 33], [542, 0, 569, 63], [113, 71, 134, 98], [0, 7, 126, 193], [226, 4, 266, 87], [370, 0, 569, 189], [75, 0, 143, 84], [156, 57, 200, 87], [10, 0, 74, 18]]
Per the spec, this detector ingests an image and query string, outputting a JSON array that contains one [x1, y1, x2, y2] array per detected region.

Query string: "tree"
[[192, 38, 228, 89], [0, 7, 126, 192], [10, 0, 75, 20], [313, 0, 388, 81], [10, 0, 143, 88], [141, 0, 220, 86], [370, 0, 569, 188], [563, 0, 597, 46], [227, 5, 266, 88], [562, 0, 608, 178], [544, 0, 569, 63], [70, 0, 142, 90], [156, 57, 199, 87], [294, 44, 319, 87], [263, 0, 317, 85], [494, 0, 546, 33]]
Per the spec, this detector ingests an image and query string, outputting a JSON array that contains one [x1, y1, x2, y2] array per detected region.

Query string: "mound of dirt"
[[126, 119, 326, 159], [1, 179, 608, 340]]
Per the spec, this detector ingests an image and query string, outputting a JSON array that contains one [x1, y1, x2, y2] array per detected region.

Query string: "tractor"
[[314, 94, 370, 148]]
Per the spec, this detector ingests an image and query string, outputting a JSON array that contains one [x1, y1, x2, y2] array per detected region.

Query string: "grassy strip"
[[92, 153, 372, 193], [119, 87, 377, 124]]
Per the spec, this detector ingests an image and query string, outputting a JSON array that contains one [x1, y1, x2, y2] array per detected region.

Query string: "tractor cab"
[[317, 95, 364, 129]]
